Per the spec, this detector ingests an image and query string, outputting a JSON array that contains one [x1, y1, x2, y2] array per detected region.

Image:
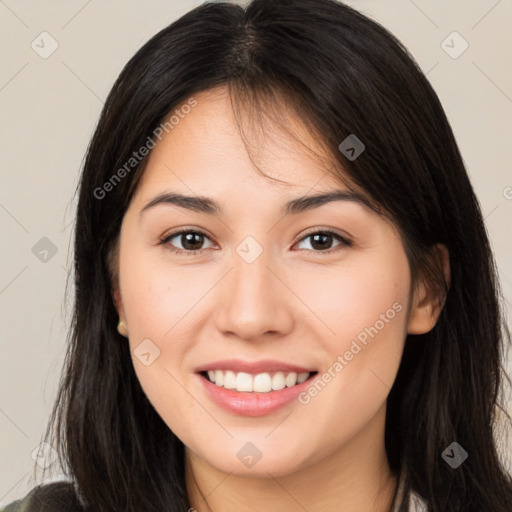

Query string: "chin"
[[195, 438, 313, 478]]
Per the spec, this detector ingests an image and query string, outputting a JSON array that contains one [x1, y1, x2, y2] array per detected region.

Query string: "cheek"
[[118, 248, 206, 402], [294, 249, 410, 348], [293, 248, 410, 411], [118, 255, 203, 427], [119, 246, 208, 342]]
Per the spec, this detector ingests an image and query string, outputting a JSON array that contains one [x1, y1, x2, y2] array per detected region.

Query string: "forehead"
[[135, 86, 348, 196]]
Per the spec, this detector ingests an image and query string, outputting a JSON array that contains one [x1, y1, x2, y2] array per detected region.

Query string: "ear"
[[113, 284, 130, 337], [407, 244, 450, 335], [113, 285, 127, 325]]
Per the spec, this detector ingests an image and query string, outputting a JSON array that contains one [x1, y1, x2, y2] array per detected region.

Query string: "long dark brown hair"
[[39, 0, 512, 510]]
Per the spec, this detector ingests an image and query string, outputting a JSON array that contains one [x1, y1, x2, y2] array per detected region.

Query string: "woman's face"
[[113, 86, 436, 478]]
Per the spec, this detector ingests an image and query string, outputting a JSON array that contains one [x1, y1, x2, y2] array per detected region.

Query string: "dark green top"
[[1, 465, 427, 511], [1, 481, 85, 512]]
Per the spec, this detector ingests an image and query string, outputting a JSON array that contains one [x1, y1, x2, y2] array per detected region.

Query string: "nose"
[[212, 246, 295, 342]]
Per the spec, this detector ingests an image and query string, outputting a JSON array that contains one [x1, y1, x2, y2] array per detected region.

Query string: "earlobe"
[[113, 286, 129, 337], [407, 291, 440, 334], [407, 244, 450, 335]]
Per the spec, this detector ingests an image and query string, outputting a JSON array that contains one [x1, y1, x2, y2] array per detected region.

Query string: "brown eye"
[[295, 230, 352, 253], [161, 230, 214, 254]]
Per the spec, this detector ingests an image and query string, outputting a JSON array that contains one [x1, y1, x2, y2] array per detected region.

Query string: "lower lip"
[[197, 373, 316, 417]]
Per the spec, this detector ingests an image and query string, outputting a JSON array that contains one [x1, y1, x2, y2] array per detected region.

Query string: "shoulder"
[[1, 481, 85, 512]]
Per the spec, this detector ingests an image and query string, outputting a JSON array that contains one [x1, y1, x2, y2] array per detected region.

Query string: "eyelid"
[[295, 226, 352, 244]]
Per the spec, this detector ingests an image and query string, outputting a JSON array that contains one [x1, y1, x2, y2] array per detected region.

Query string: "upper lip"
[[195, 359, 316, 375]]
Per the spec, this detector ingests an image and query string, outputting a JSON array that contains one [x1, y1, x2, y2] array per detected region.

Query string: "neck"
[[185, 404, 398, 512]]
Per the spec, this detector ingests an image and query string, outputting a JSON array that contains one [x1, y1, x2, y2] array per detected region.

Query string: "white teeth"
[[223, 370, 237, 389], [235, 372, 253, 392], [253, 373, 272, 392], [285, 372, 297, 387], [205, 370, 312, 392], [214, 370, 224, 386], [297, 372, 309, 384], [271, 372, 286, 390]]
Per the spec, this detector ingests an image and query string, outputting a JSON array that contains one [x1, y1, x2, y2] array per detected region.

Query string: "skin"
[[113, 86, 449, 511]]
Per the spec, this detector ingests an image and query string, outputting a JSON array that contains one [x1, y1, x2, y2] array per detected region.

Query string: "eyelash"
[[159, 228, 353, 256]]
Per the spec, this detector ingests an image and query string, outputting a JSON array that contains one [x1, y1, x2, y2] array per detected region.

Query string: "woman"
[[3, 0, 511, 510]]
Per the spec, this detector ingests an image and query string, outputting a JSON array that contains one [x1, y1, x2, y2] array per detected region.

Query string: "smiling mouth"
[[199, 370, 318, 393]]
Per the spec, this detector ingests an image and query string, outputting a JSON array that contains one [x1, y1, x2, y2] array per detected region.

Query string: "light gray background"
[[1, 0, 511, 505]]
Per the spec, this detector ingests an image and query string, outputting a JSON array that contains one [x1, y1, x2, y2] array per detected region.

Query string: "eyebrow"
[[139, 190, 377, 218]]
